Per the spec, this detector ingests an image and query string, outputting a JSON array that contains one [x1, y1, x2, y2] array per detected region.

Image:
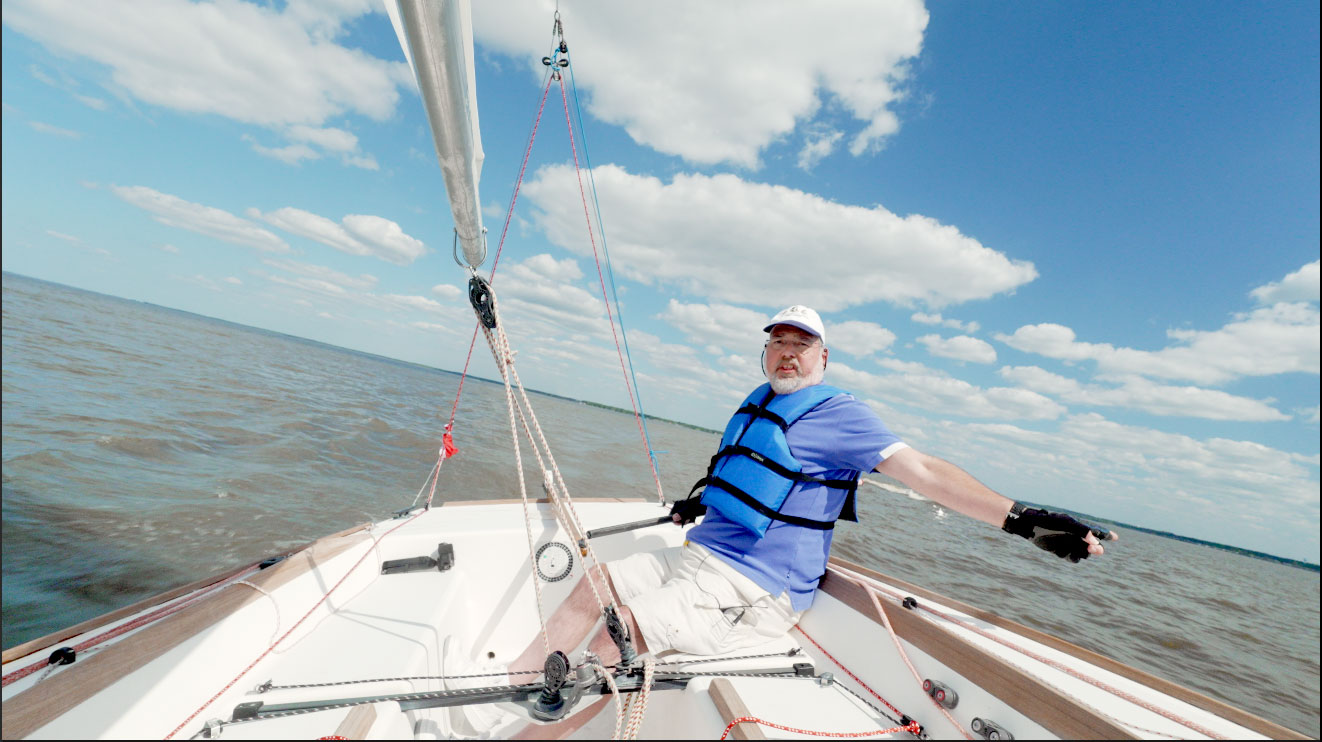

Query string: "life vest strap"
[[732, 402, 789, 432], [698, 476, 837, 530], [701, 445, 859, 490]]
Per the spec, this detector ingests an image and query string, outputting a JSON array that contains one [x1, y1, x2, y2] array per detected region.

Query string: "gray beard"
[[768, 363, 825, 395]]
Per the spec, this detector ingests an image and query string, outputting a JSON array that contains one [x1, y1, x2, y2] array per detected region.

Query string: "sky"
[[2, 1, 1318, 562]]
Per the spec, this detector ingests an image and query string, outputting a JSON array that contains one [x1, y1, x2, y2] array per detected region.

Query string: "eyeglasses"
[[765, 337, 821, 354]]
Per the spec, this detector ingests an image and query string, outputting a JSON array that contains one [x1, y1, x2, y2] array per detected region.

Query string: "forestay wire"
[[565, 58, 666, 493], [431, 12, 664, 508]]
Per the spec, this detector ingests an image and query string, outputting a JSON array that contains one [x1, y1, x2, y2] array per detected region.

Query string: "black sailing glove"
[[1002, 502, 1106, 563], [670, 496, 707, 526]]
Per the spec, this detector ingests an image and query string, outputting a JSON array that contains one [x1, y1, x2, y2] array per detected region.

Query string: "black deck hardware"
[[381, 544, 455, 575], [380, 556, 435, 575], [468, 275, 497, 329], [532, 651, 572, 720], [48, 647, 76, 666], [603, 605, 637, 665], [585, 515, 671, 540], [902, 596, 919, 610], [216, 665, 817, 730], [258, 555, 287, 570], [971, 717, 1012, 739], [793, 662, 815, 677], [231, 701, 263, 721]]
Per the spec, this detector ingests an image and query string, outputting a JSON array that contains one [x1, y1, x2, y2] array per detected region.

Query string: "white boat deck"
[[2, 499, 1301, 740]]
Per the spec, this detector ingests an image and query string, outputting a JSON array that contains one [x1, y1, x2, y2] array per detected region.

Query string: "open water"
[[3, 271, 1318, 736]]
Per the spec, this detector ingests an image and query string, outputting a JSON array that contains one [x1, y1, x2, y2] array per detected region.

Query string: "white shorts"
[[607, 542, 801, 656]]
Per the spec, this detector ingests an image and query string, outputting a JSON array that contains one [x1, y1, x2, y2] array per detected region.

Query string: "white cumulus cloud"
[[997, 261, 1321, 386], [996, 303, 1320, 385], [911, 312, 980, 333], [825, 321, 897, 357], [112, 185, 289, 252], [2, 0, 405, 127], [472, 0, 927, 167], [918, 334, 997, 364], [999, 366, 1290, 422], [4, 0, 401, 169], [261, 258, 377, 291], [659, 300, 769, 355], [253, 207, 425, 265], [523, 165, 1037, 311], [798, 128, 844, 171], [1251, 260, 1319, 305], [832, 362, 1065, 421], [432, 283, 461, 300]]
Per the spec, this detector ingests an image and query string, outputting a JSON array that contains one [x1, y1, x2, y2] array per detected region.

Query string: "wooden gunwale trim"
[[436, 497, 649, 507], [827, 556, 1309, 740], [1, 526, 374, 741], [707, 678, 767, 740], [817, 570, 1138, 740], [1, 521, 372, 665]]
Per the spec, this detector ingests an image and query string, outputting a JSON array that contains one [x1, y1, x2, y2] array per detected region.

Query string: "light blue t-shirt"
[[688, 390, 906, 611]]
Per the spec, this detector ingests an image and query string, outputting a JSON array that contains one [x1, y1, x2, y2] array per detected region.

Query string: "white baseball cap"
[[763, 305, 825, 344]]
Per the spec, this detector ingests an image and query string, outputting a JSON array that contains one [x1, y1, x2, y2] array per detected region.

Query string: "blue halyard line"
[[567, 62, 664, 481]]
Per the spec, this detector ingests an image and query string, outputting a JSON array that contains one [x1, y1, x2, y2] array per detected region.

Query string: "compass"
[[535, 541, 574, 582]]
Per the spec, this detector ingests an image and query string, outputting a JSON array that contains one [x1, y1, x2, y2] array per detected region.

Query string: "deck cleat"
[[971, 717, 1012, 740], [922, 678, 958, 708]]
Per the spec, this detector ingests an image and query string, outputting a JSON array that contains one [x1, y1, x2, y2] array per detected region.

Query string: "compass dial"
[[535, 541, 574, 582]]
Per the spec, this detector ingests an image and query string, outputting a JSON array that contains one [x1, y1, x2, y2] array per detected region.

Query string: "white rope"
[[479, 310, 553, 657], [409, 459, 441, 509], [472, 279, 622, 624], [587, 656, 628, 740], [498, 340, 620, 612], [232, 580, 283, 648]]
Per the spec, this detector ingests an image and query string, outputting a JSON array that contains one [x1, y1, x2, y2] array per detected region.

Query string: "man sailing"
[[464, 305, 1115, 734]]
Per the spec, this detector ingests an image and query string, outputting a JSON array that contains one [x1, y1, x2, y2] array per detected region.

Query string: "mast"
[[385, 0, 486, 269]]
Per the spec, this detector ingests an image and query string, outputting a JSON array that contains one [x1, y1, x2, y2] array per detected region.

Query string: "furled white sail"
[[386, 0, 486, 268]]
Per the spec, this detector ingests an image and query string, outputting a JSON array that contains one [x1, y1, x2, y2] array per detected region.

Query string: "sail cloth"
[[386, 0, 486, 268]]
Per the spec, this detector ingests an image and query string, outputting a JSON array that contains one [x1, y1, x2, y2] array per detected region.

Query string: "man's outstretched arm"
[[875, 447, 1115, 559]]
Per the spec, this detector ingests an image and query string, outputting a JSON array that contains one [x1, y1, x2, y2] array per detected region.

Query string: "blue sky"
[[2, 1, 1318, 562]]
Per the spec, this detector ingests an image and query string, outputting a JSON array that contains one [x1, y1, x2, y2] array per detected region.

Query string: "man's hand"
[[670, 496, 707, 526], [1002, 503, 1117, 562]]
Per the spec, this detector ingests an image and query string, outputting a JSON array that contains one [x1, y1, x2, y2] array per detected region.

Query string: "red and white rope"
[[621, 656, 655, 739], [555, 74, 664, 505], [857, 577, 970, 738], [719, 716, 920, 740]]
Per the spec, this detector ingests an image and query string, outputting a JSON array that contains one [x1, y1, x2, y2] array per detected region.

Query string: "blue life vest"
[[691, 383, 861, 537]]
